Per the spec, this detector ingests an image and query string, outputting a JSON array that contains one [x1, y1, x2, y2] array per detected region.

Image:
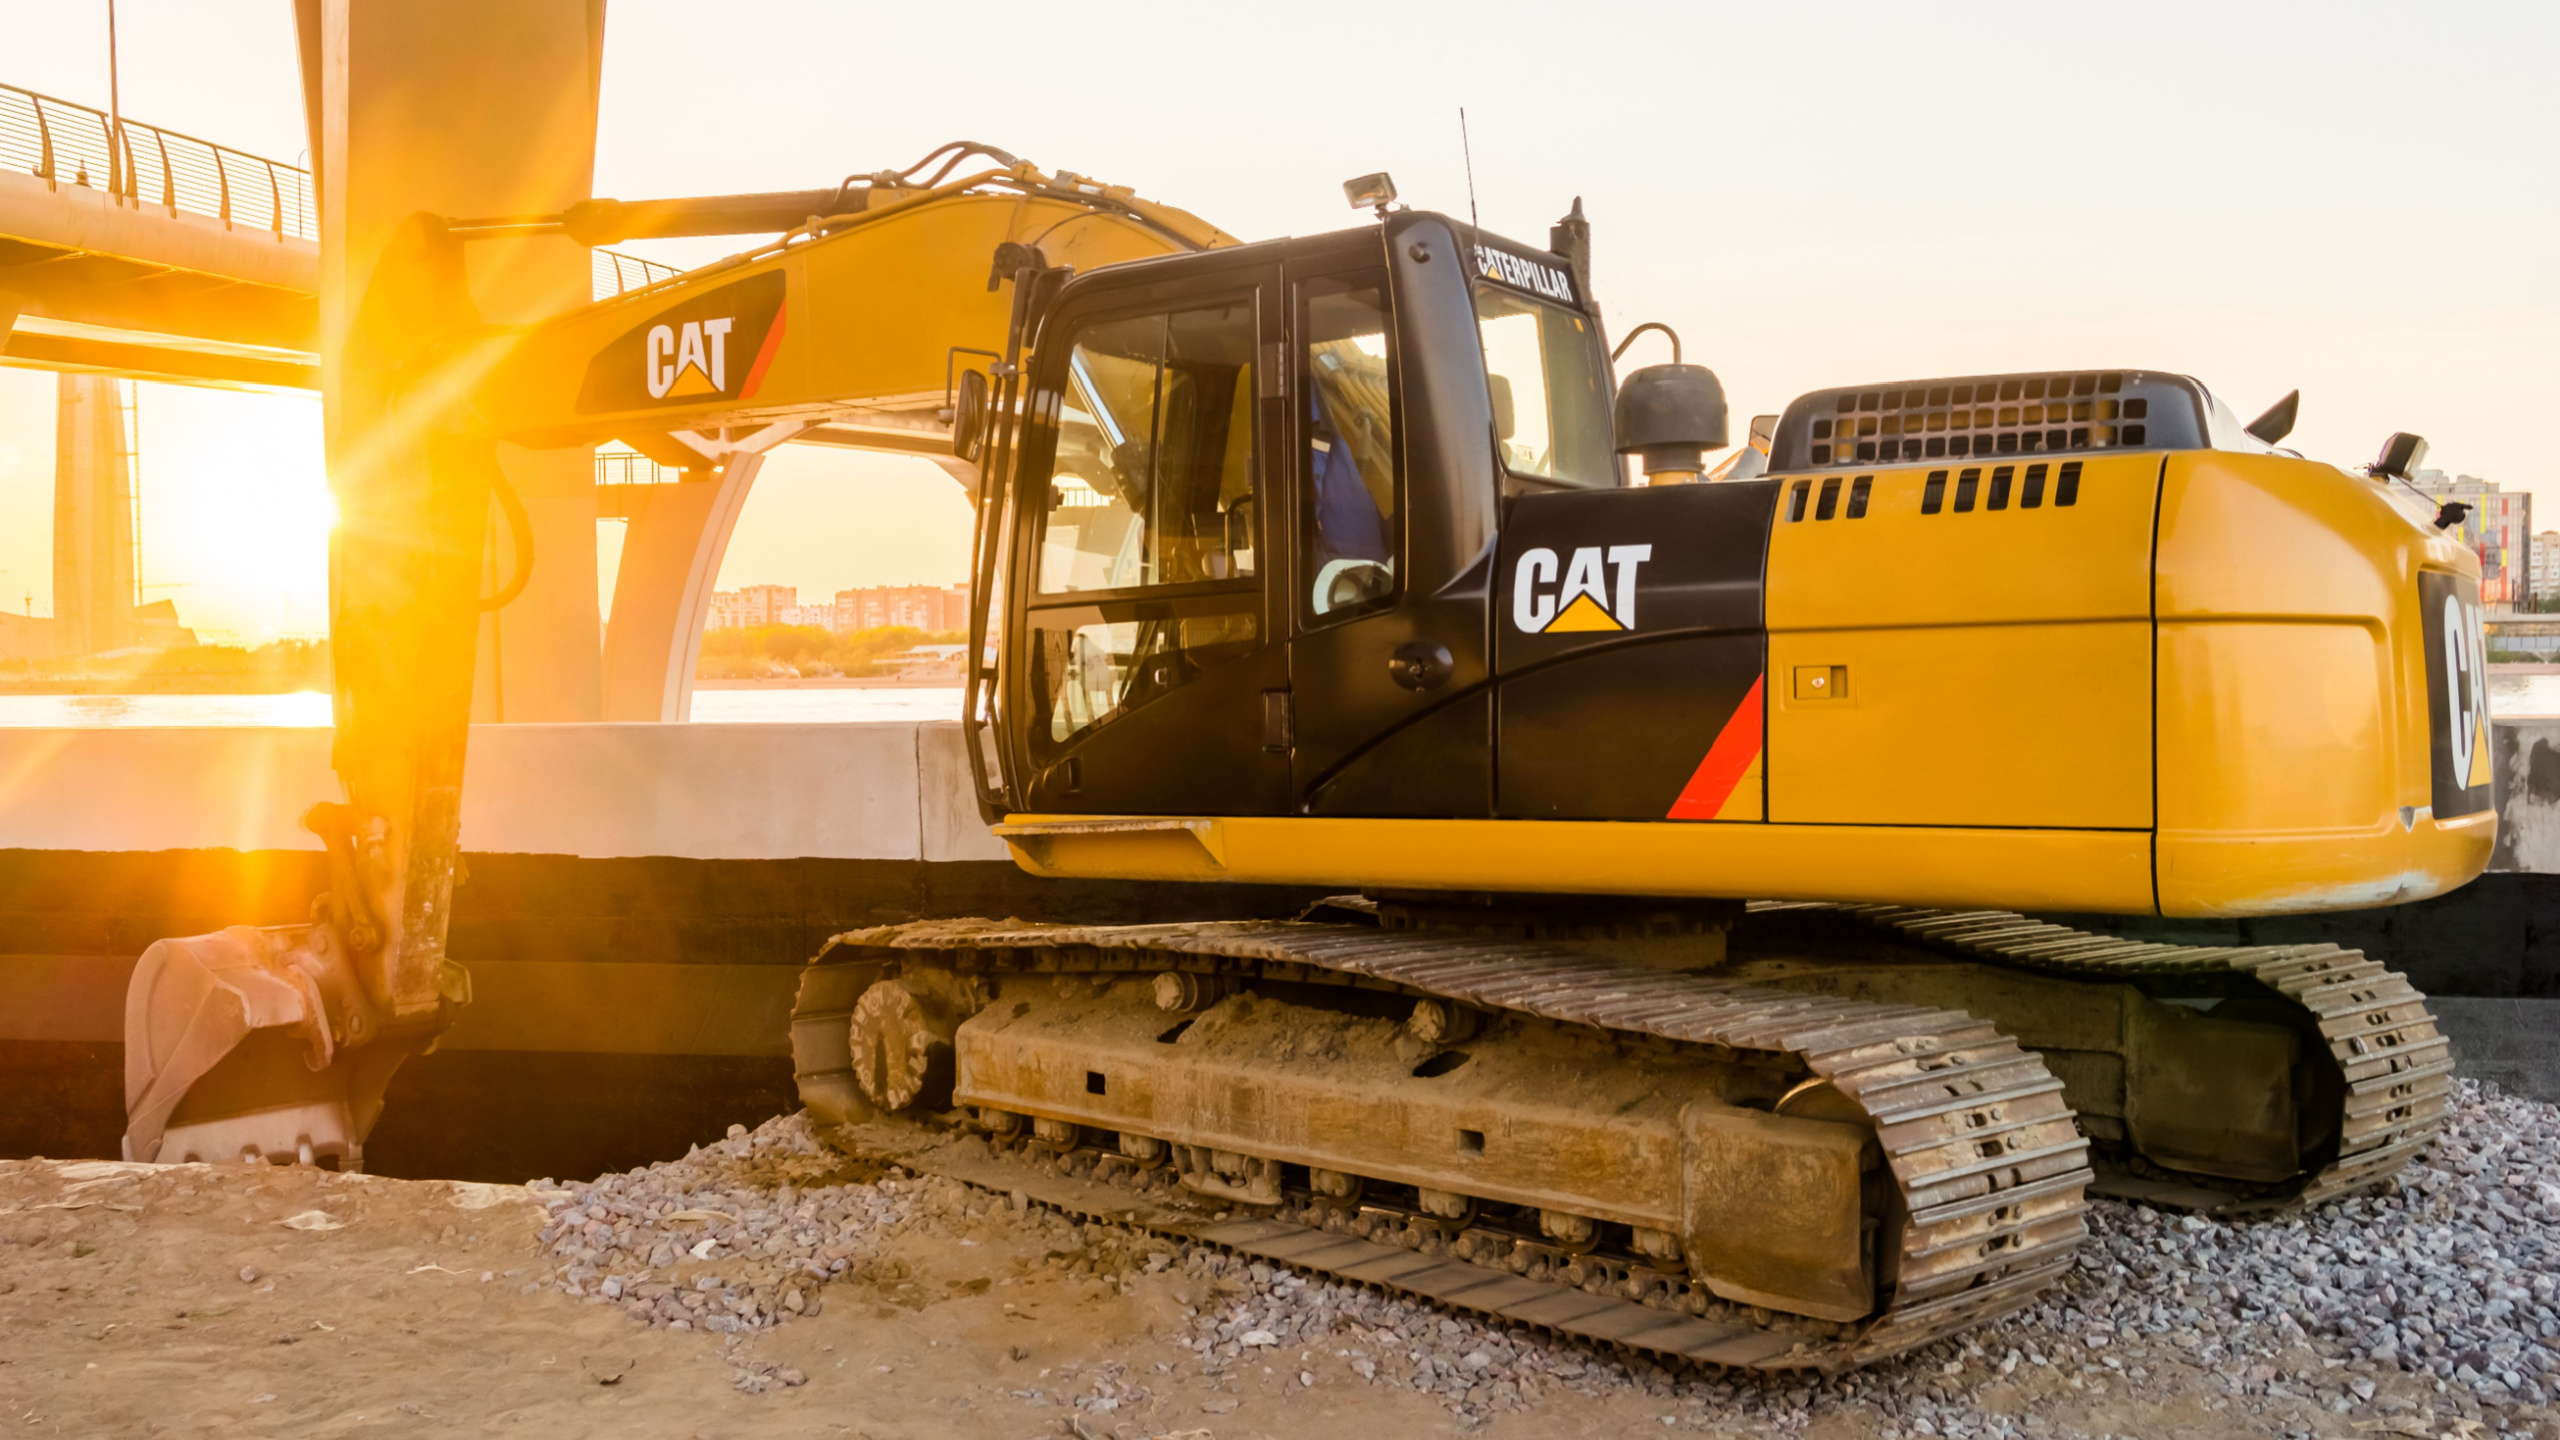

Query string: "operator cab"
[[972, 207, 1620, 821]]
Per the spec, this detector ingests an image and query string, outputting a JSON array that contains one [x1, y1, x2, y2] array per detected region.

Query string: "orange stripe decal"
[[1667, 674, 1765, 820], [739, 302, 788, 399]]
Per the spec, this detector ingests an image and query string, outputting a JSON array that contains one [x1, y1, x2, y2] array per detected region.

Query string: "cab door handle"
[[1388, 640, 1455, 691]]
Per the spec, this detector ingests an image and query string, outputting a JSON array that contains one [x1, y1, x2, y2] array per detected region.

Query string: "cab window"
[[1026, 297, 1260, 760], [1299, 273, 1399, 623], [1474, 287, 1614, 488], [1038, 301, 1258, 593]]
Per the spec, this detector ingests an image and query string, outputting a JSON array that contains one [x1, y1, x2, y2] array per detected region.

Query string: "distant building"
[[830, 584, 970, 634], [707, 584, 797, 631], [706, 582, 970, 633], [0, 375, 196, 660], [2535, 531, 2560, 606], [2407, 472, 2532, 610]]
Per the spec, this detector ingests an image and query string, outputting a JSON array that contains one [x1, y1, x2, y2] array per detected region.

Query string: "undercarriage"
[[783, 899, 2449, 1370], [1733, 904, 2452, 1212], [789, 912, 2093, 1369]]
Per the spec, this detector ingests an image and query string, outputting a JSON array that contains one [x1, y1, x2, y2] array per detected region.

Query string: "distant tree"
[[696, 624, 961, 680]]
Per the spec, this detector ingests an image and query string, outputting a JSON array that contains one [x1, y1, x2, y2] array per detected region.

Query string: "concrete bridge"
[[0, 80, 317, 390], [0, 76, 864, 724], [0, 78, 675, 390]]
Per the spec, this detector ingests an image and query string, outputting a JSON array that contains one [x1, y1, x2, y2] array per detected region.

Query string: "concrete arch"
[[599, 454, 763, 722]]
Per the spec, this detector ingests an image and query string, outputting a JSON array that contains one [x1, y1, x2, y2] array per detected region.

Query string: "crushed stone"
[[535, 1080, 2560, 1435]]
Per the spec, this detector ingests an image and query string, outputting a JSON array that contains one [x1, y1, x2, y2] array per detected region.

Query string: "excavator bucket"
[[124, 922, 355, 1165], [121, 919, 448, 1168]]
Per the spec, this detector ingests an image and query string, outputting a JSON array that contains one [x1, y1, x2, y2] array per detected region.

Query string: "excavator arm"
[[476, 156, 1231, 465], [119, 149, 1230, 1169]]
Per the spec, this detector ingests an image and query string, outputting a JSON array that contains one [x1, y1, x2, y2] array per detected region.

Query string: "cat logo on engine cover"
[[1512, 545, 1651, 633], [2420, 571, 2493, 818]]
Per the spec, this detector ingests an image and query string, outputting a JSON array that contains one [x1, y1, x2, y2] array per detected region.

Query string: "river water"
[[0, 687, 967, 727]]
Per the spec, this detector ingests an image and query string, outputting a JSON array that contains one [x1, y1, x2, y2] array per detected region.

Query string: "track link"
[[1769, 904, 2456, 1214], [793, 917, 2093, 1371]]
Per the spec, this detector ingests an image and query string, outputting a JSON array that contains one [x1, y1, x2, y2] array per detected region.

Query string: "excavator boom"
[[475, 159, 1233, 465]]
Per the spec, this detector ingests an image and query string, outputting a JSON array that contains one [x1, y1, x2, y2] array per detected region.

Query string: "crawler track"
[[1773, 904, 2455, 1214], [794, 918, 2093, 1371]]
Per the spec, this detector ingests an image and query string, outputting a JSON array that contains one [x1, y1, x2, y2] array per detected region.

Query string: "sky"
[[5, 0, 2556, 641]]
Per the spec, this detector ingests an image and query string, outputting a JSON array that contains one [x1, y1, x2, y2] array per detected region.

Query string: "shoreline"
[[0, 676, 961, 696], [0, 678, 327, 696], [693, 676, 960, 690]]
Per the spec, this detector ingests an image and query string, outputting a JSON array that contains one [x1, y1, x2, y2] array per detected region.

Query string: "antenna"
[[1459, 108, 1481, 233]]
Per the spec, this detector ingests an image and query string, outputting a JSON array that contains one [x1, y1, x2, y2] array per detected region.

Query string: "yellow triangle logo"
[[2469, 717, 2493, 788], [1545, 593, 1623, 632], [668, 363, 718, 397]]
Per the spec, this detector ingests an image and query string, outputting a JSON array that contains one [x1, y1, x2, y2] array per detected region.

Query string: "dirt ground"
[[0, 1151, 2535, 1440], [0, 1156, 1700, 1439]]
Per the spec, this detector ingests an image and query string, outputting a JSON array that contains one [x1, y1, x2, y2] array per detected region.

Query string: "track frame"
[[790, 916, 2094, 1371]]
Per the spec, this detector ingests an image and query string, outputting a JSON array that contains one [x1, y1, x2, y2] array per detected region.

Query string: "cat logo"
[[1473, 244, 1578, 305], [1512, 544, 1652, 633], [647, 317, 733, 399], [2439, 589, 2490, 794], [2419, 570, 2493, 817], [575, 270, 788, 415]]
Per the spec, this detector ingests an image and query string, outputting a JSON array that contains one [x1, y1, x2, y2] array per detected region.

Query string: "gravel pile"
[[537, 1079, 2560, 1434], [533, 1115, 942, 1336]]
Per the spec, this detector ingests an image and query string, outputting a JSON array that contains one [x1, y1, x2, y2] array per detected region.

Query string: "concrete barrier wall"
[[0, 720, 1010, 863], [13, 714, 2560, 1170], [0, 720, 1319, 1175], [12, 714, 2560, 873]]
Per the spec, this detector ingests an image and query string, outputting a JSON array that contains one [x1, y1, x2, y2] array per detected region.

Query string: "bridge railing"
[[593, 249, 680, 299], [0, 80, 313, 239], [3, 79, 681, 301], [596, 449, 685, 486]]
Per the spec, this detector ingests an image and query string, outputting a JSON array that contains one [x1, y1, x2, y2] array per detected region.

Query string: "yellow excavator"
[[118, 144, 2489, 1370]]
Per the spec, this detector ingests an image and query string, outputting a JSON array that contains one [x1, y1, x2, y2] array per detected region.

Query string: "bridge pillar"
[[600, 457, 763, 722], [472, 444, 604, 723], [52, 373, 137, 656], [311, 0, 605, 725]]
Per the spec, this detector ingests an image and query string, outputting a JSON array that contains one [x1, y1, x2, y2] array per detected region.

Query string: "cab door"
[[1282, 217, 1503, 816], [1007, 262, 1290, 815]]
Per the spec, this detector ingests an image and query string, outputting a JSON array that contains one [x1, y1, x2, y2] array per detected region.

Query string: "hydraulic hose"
[[478, 470, 534, 611]]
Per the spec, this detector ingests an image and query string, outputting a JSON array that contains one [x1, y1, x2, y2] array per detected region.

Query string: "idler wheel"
[[847, 979, 958, 1112]]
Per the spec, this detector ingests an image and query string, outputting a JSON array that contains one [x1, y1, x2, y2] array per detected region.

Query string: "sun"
[[130, 383, 334, 643]]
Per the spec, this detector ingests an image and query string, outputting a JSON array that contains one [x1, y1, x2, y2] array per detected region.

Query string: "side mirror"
[[952, 369, 989, 462], [2369, 431, 2428, 481], [2244, 390, 2300, 445]]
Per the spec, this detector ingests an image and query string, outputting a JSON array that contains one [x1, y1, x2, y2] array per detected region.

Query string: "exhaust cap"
[[1615, 363, 1729, 477]]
